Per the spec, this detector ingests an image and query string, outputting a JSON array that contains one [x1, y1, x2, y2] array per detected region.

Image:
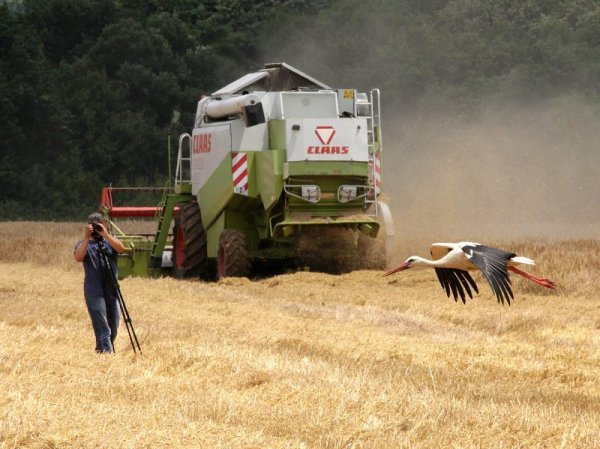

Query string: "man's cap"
[[87, 212, 105, 224]]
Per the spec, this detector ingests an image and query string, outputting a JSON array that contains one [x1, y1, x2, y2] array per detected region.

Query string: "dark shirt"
[[75, 238, 119, 298]]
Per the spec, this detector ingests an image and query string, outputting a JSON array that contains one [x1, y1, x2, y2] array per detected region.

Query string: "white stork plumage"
[[384, 242, 556, 304]]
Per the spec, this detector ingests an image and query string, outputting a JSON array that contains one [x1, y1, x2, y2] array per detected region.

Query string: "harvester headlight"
[[284, 184, 321, 203], [338, 185, 358, 203], [301, 185, 320, 203]]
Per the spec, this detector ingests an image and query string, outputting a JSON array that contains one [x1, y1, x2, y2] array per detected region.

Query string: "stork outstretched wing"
[[461, 244, 516, 304]]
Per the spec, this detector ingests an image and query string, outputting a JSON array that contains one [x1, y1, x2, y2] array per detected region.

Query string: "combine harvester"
[[101, 63, 394, 279]]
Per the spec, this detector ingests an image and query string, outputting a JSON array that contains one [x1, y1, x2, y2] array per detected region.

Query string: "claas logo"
[[308, 126, 349, 155], [192, 133, 212, 153]]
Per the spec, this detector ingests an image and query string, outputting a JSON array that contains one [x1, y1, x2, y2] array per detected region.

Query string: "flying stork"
[[384, 242, 556, 304]]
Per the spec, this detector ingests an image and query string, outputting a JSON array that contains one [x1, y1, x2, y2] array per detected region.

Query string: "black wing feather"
[[435, 268, 478, 303], [435, 268, 452, 298], [460, 270, 479, 295], [448, 271, 460, 301], [462, 244, 515, 304], [453, 270, 478, 302]]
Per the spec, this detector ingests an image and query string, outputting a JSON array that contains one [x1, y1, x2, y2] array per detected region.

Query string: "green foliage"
[[1, 0, 600, 220]]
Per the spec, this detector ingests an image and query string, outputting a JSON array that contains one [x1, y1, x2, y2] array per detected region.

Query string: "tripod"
[[95, 236, 142, 355]]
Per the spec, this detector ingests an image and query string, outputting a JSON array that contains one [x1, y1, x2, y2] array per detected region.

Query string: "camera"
[[91, 222, 103, 239]]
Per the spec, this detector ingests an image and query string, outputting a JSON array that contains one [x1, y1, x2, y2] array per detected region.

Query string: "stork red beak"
[[384, 262, 410, 276]]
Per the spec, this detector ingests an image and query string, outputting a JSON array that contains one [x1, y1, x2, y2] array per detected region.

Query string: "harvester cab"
[[102, 62, 394, 279]]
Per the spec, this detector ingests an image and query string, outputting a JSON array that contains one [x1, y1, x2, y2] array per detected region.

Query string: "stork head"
[[384, 256, 428, 276]]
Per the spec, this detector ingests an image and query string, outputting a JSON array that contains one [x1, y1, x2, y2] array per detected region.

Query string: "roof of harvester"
[[212, 62, 331, 95]]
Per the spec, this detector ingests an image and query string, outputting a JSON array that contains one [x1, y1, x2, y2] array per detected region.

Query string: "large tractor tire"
[[217, 229, 251, 279], [172, 202, 210, 279]]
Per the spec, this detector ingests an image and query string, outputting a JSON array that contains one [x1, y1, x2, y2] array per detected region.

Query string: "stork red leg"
[[508, 266, 556, 289]]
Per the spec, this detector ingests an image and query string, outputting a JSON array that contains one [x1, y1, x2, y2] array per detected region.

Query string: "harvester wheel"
[[217, 229, 251, 279], [172, 202, 210, 279], [356, 232, 387, 270]]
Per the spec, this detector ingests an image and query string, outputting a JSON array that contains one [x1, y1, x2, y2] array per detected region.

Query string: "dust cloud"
[[382, 96, 600, 244]]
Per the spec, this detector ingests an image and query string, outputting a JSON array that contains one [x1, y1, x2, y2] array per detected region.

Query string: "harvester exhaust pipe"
[[205, 94, 265, 127]]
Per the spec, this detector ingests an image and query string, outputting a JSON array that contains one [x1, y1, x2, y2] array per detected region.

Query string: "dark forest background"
[[2, 0, 600, 220]]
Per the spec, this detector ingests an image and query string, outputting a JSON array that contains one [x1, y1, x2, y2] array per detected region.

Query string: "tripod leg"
[[97, 239, 142, 355], [116, 293, 138, 354]]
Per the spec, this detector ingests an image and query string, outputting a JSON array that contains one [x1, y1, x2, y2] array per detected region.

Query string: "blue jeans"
[[85, 294, 120, 353]]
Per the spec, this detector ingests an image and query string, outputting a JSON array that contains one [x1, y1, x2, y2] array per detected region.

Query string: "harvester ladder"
[[175, 133, 192, 185], [365, 88, 382, 216], [149, 202, 170, 267], [149, 194, 174, 266], [148, 191, 194, 269]]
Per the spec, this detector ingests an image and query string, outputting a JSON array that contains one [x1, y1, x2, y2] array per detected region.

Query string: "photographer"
[[74, 212, 125, 354]]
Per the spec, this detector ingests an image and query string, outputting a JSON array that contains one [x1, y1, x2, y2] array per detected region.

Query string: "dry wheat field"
[[1, 221, 599, 448]]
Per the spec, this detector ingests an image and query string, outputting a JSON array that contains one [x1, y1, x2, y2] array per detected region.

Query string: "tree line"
[[1, 0, 599, 220]]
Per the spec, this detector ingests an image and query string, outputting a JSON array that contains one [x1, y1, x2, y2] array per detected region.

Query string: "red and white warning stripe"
[[374, 151, 381, 195], [232, 152, 248, 195]]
